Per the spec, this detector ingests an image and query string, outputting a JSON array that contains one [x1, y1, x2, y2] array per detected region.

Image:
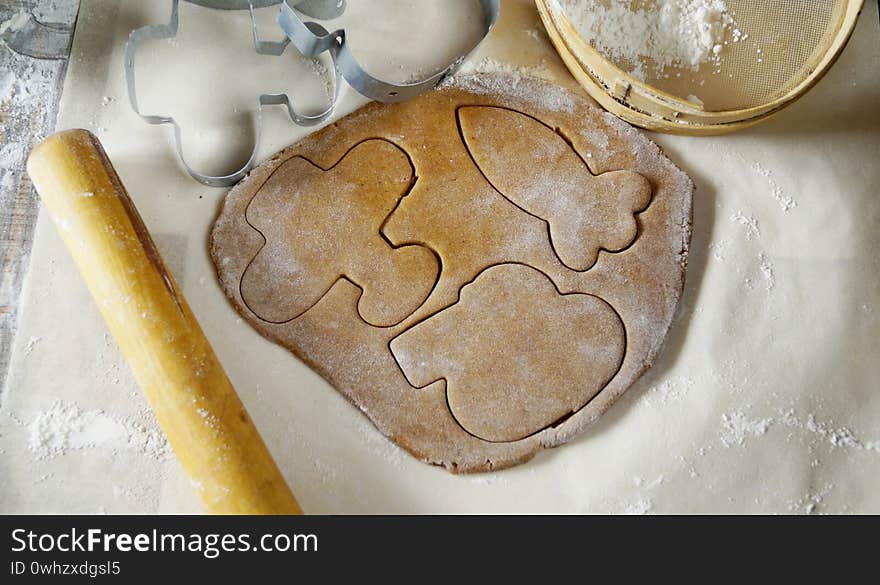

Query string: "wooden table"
[[0, 0, 79, 391]]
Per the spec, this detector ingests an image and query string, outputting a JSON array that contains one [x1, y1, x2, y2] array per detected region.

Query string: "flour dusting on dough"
[[211, 74, 693, 472], [458, 57, 557, 82], [442, 71, 576, 113]]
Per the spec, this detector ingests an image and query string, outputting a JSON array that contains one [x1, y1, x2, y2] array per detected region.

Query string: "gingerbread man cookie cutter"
[[125, 0, 500, 187]]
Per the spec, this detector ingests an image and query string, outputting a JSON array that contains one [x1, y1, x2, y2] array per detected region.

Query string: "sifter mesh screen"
[[558, 0, 849, 112], [655, 1, 845, 110]]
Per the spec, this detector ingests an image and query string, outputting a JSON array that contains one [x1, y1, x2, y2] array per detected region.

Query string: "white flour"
[[757, 252, 774, 291], [778, 410, 880, 454], [0, 11, 30, 36], [442, 71, 576, 114], [558, 0, 738, 79], [788, 484, 835, 515], [23, 336, 41, 356], [1, 1, 75, 203], [459, 57, 556, 83], [752, 161, 797, 212], [25, 400, 171, 461], [730, 210, 760, 240], [641, 375, 694, 407], [720, 411, 772, 447], [31, 0, 78, 24], [623, 498, 654, 514]]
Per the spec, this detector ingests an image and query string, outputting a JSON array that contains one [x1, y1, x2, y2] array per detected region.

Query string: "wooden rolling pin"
[[27, 129, 301, 515]]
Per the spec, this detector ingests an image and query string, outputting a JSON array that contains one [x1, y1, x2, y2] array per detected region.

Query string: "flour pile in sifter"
[[559, 0, 740, 79]]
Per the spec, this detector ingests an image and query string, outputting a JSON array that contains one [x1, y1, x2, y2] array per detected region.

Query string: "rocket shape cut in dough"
[[458, 106, 651, 272]]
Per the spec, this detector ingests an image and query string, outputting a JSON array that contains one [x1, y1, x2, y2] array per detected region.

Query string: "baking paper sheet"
[[1, 0, 878, 513]]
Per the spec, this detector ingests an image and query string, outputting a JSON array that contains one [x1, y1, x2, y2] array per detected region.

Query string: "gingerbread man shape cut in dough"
[[390, 263, 626, 442], [240, 139, 439, 327], [458, 106, 652, 272]]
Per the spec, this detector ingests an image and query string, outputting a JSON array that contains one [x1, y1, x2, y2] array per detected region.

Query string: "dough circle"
[[210, 74, 693, 472]]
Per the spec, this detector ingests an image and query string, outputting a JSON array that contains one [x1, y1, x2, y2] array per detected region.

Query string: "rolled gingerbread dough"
[[210, 74, 693, 472]]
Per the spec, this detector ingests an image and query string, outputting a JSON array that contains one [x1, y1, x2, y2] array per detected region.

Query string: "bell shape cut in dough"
[[240, 139, 439, 327], [390, 263, 626, 442], [458, 106, 652, 272]]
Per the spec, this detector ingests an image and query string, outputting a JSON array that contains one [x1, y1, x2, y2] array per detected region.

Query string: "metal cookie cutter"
[[278, 0, 500, 103], [125, 0, 499, 186], [125, 0, 343, 187]]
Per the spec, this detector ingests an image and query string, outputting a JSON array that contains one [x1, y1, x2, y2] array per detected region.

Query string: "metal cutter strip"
[[125, 0, 500, 187], [124, 0, 343, 187], [278, 0, 500, 103]]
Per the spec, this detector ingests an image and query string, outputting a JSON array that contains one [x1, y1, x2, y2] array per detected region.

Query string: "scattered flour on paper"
[[304, 56, 334, 101], [787, 483, 835, 515], [720, 411, 772, 447], [633, 474, 665, 489], [758, 252, 775, 291], [730, 210, 760, 240], [354, 417, 407, 470], [778, 410, 880, 455], [623, 498, 654, 515], [620, 475, 665, 514], [716, 408, 880, 454], [442, 70, 576, 114], [558, 0, 742, 80], [708, 238, 728, 261], [752, 161, 797, 212], [640, 376, 694, 407], [467, 473, 510, 487], [23, 336, 41, 356], [25, 400, 171, 461]]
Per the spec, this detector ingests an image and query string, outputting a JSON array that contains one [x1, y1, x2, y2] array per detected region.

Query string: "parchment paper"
[[1, 0, 878, 513]]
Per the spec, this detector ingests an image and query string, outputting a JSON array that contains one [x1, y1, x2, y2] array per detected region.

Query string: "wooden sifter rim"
[[536, 0, 865, 135]]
